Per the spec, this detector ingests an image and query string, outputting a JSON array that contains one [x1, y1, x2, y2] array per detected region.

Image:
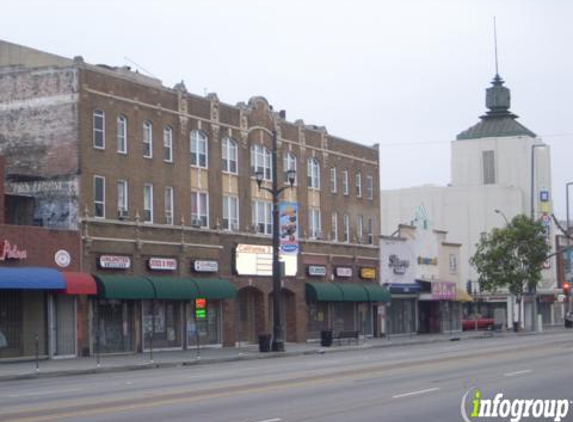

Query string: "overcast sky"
[[3, 0, 573, 220]]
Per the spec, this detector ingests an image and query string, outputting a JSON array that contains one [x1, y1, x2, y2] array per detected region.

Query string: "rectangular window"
[[190, 131, 208, 168], [165, 187, 174, 225], [356, 172, 362, 198], [223, 195, 239, 231], [483, 150, 495, 184], [93, 110, 105, 149], [330, 167, 337, 193], [343, 169, 349, 195], [367, 217, 373, 245], [164, 127, 173, 163], [223, 138, 238, 174], [191, 191, 209, 228], [143, 121, 153, 158], [117, 115, 127, 153], [251, 145, 272, 181], [343, 214, 350, 243], [366, 175, 373, 200], [449, 254, 458, 274], [356, 215, 364, 243], [94, 176, 105, 218], [143, 184, 153, 223], [331, 211, 338, 242], [309, 208, 321, 239], [252, 200, 272, 235], [117, 180, 128, 218]]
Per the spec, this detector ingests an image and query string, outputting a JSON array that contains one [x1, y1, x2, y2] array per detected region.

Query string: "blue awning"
[[0, 267, 66, 290]]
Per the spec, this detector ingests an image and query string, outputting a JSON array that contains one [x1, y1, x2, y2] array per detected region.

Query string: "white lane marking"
[[251, 419, 281, 422], [392, 387, 440, 399], [504, 369, 532, 377], [7, 388, 81, 398]]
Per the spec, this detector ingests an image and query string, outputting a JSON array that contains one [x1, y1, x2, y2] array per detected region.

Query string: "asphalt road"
[[1, 333, 572, 422]]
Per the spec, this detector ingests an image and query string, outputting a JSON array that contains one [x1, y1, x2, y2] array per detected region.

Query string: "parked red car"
[[462, 317, 495, 331]]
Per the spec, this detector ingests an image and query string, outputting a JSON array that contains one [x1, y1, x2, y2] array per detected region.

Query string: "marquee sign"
[[234, 243, 297, 276]]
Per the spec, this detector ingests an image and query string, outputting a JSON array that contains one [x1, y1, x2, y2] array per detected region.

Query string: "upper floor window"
[[165, 186, 174, 225], [223, 195, 239, 231], [307, 158, 320, 189], [331, 211, 338, 242], [117, 180, 128, 219], [250, 144, 272, 181], [342, 169, 349, 195], [93, 110, 105, 149], [252, 199, 272, 235], [330, 167, 337, 193], [356, 172, 362, 198], [367, 217, 374, 245], [117, 115, 127, 153], [309, 208, 322, 239], [343, 214, 350, 243], [222, 138, 238, 174], [164, 126, 173, 163], [366, 175, 373, 200], [143, 184, 153, 223], [191, 191, 209, 228], [356, 215, 364, 243], [483, 150, 495, 184], [283, 153, 297, 185], [143, 121, 153, 158], [94, 175, 105, 218], [190, 130, 208, 168]]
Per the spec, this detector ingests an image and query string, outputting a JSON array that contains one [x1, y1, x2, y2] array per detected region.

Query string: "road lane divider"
[[503, 369, 532, 377], [392, 387, 440, 399]]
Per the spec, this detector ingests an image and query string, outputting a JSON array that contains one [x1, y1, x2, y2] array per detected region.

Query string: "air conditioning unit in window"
[[118, 209, 129, 220], [315, 231, 323, 240], [231, 223, 240, 231], [191, 218, 203, 228]]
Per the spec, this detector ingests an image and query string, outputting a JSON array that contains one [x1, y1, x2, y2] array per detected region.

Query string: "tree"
[[470, 214, 550, 329]]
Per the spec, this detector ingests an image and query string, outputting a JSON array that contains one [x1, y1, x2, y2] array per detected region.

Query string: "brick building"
[[0, 39, 387, 354]]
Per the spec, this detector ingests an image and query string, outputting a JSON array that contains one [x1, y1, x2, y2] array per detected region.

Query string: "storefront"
[[385, 284, 420, 335], [417, 280, 460, 333]]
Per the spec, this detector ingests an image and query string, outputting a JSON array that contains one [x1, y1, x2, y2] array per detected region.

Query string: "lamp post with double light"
[[252, 126, 296, 352]]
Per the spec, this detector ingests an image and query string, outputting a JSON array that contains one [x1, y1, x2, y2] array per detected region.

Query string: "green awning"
[[337, 283, 370, 302], [94, 275, 156, 300], [146, 276, 199, 300], [306, 282, 344, 302], [362, 284, 391, 303], [192, 278, 237, 299]]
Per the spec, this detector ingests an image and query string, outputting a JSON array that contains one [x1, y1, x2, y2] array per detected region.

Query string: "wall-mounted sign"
[[540, 191, 550, 202], [360, 268, 376, 279], [388, 254, 409, 275], [55, 250, 71, 268], [0, 240, 27, 261], [335, 267, 353, 278], [193, 260, 218, 273], [431, 282, 456, 300], [148, 258, 177, 271], [417, 256, 438, 266], [308, 265, 326, 277], [99, 255, 131, 269], [234, 244, 297, 276]]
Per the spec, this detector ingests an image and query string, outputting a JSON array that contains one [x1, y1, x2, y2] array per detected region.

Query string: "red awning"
[[61, 272, 97, 295]]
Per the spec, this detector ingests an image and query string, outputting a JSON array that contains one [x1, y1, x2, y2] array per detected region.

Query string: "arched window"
[[190, 130, 208, 168], [222, 137, 238, 173], [307, 158, 320, 189], [283, 153, 297, 185], [250, 144, 272, 181]]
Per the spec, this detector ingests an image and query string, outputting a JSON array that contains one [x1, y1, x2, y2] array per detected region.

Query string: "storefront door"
[[50, 295, 76, 357]]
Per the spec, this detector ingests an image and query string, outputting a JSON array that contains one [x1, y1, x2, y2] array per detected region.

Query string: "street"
[[0, 333, 572, 422]]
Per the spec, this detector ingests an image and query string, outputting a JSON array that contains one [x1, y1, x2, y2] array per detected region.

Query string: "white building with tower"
[[381, 74, 559, 329]]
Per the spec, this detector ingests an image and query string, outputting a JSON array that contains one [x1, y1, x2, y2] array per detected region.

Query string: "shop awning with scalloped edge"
[[94, 275, 155, 300]]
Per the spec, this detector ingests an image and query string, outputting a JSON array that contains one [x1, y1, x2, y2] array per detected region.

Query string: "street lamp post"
[[566, 182, 573, 313], [530, 144, 546, 332], [253, 127, 296, 352]]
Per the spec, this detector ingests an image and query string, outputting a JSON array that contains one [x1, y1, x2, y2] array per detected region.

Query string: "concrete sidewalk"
[[0, 328, 565, 382]]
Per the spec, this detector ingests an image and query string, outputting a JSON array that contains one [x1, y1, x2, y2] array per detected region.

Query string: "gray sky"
[[3, 0, 573, 219]]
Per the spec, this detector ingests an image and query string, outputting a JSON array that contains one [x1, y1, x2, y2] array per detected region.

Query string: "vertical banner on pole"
[[279, 202, 298, 255]]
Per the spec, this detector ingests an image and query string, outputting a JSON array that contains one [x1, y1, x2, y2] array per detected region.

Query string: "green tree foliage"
[[470, 214, 550, 298]]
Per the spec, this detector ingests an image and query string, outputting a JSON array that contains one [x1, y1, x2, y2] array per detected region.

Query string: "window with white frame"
[[367, 217, 373, 245], [331, 211, 338, 242], [309, 208, 322, 239], [342, 169, 349, 195], [283, 153, 297, 185], [143, 184, 153, 223], [93, 110, 105, 149], [356, 215, 364, 243], [356, 172, 362, 198], [366, 174, 373, 200], [222, 137, 238, 174], [191, 191, 209, 227], [117, 180, 128, 218], [165, 186, 174, 225], [94, 176, 105, 218], [343, 214, 350, 243], [164, 126, 173, 163], [252, 200, 272, 235], [307, 157, 320, 189], [483, 150, 495, 185], [250, 144, 272, 181], [330, 167, 337, 193], [143, 121, 153, 158], [117, 115, 127, 153], [190, 130, 208, 168], [223, 195, 239, 231]]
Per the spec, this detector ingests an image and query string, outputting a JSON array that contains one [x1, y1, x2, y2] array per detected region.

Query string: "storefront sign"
[[0, 240, 27, 261], [308, 265, 326, 277], [234, 243, 297, 276], [335, 267, 353, 278], [417, 256, 438, 265], [148, 258, 177, 271], [99, 255, 131, 269], [193, 260, 218, 273], [431, 282, 456, 300], [55, 250, 71, 268], [195, 298, 207, 320], [279, 202, 299, 254], [388, 254, 409, 275], [360, 268, 376, 279]]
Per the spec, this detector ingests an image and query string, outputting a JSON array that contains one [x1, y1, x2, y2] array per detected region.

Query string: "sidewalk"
[[0, 327, 566, 382]]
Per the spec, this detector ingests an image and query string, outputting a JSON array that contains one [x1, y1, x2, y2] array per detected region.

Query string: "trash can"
[[258, 334, 271, 352], [320, 330, 333, 347]]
